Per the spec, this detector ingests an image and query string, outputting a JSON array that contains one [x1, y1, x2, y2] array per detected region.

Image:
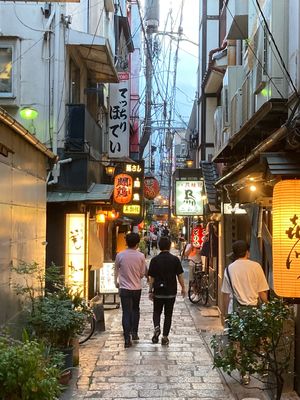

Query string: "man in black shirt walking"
[[148, 237, 186, 345]]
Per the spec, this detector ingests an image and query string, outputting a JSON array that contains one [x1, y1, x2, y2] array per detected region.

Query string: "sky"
[[158, 0, 199, 125]]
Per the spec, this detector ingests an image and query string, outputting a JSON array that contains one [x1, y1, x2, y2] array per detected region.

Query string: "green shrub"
[[211, 297, 294, 400], [0, 335, 62, 400]]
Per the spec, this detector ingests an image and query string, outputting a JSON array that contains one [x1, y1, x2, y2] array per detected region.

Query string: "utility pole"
[[138, 0, 159, 160]]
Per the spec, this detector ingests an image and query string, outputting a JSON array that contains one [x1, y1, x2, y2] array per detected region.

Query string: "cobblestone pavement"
[[61, 252, 300, 400], [62, 280, 235, 400]]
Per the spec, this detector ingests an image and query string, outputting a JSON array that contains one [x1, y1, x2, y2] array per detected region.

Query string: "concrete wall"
[[0, 123, 49, 326]]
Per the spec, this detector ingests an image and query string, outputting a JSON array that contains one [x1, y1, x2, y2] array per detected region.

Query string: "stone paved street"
[[62, 279, 234, 400]]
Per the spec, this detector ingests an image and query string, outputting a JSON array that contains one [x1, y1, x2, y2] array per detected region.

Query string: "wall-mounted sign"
[[273, 180, 300, 298], [100, 262, 118, 294], [113, 161, 144, 221], [223, 203, 247, 214], [123, 205, 141, 215], [65, 214, 87, 296], [175, 180, 203, 216], [191, 226, 205, 248], [109, 75, 129, 158], [113, 173, 133, 204]]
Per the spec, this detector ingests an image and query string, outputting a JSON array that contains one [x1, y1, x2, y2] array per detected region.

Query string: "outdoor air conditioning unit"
[[213, 106, 223, 154], [222, 66, 244, 128], [252, 0, 288, 111], [231, 89, 243, 137]]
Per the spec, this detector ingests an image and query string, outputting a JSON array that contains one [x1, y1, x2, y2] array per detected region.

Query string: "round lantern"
[[144, 176, 160, 200], [113, 173, 133, 204]]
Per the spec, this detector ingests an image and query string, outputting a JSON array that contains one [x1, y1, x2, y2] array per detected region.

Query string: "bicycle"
[[78, 303, 96, 345], [187, 259, 209, 305]]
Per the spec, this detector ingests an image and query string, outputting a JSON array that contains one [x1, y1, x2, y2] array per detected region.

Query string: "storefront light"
[[96, 213, 106, 223], [19, 106, 39, 120], [273, 180, 300, 298]]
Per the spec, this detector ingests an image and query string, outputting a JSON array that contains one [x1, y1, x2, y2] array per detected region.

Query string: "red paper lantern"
[[114, 173, 133, 204], [144, 176, 160, 200]]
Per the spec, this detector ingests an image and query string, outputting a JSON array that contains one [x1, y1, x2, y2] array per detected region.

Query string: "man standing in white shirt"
[[221, 240, 269, 385], [222, 240, 269, 315]]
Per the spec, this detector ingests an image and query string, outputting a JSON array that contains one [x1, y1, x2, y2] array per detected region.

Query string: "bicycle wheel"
[[199, 274, 209, 305], [78, 314, 95, 344], [188, 280, 202, 304]]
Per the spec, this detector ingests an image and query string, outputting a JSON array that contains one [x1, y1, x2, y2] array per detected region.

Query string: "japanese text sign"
[[175, 180, 203, 216], [108, 79, 129, 158]]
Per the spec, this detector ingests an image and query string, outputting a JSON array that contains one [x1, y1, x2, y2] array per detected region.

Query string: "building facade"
[[196, 0, 300, 393]]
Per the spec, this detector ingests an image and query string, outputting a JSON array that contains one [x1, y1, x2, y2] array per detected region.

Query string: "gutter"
[[202, 41, 227, 88], [215, 125, 288, 186], [0, 107, 56, 160]]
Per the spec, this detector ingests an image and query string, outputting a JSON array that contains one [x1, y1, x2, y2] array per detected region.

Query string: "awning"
[[213, 99, 288, 163], [200, 161, 220, 212], [47, 184, 114, 203], [261, 152, 300, 176], [67, 29, 118, 83]]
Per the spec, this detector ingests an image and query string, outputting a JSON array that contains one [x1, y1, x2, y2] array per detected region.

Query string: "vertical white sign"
[[175, 180, 203, 216], [109, 78, 129, 158]]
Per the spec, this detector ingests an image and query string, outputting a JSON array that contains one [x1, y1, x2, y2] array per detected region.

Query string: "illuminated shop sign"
[[65, 214, 87, 295], [123, 205, 141, 215], [191, 226, 205, 248], [175, 180, 203, 216], [113, 161, 144, 221], [100, 262, 118, 294]]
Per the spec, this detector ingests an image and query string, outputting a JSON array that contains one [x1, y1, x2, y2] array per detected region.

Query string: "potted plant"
[[211, 297, 294, 400], [11, 261, 90, 369], [0, 332, 63, 400]]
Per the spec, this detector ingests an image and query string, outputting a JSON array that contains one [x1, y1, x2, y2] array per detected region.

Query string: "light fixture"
[[273, 180, 300, 298], [249, 185, 257, 192], [105, 165, 115, 176], [19, 106, 39, 120], [96, 213, 106, 223], [186, 158, 194, 168]]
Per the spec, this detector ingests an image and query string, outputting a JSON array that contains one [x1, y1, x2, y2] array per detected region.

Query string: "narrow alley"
[[62, 280, 234, 400]]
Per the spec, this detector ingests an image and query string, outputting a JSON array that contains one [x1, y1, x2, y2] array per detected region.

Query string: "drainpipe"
[[207, 40, 227, 74], [47, 157, 72, 185], [215, 125, 288, 186]]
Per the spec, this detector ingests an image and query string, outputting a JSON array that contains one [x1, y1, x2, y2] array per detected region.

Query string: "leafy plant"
[[0, 332, 62, 400], [11, 261, 90, 348], [211, 297, 294, 400]]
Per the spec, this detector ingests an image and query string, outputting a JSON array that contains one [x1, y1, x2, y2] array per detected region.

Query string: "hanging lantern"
[[273, 180, 300, 298], [113, 173, 133, 204], [144, 176, 160, 200], [96, 213, 106, 223]]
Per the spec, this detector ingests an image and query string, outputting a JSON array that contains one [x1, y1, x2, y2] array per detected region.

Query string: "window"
[[0, 46, 13, 96]]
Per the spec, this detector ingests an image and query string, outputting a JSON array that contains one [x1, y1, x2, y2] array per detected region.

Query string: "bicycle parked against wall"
[[188, 259, 209, 306], [78, 304, 96, 344]]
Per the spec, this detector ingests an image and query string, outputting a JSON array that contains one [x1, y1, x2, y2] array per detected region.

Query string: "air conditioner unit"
[[252, 0, 288, 111], [222, 66, 244, 127], [214, 106, 223, 154], [231, 89, 243, 137]]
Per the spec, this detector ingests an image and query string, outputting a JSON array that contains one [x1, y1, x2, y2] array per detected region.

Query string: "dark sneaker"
[[124, 339, 132, 348], [161, 336, 169, 346], [131, 333, 139, 341], [151, 326, 161, 344]]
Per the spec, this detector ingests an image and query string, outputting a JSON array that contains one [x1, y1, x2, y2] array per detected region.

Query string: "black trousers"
[[153, 296, 176, 337], [119, 288, 142, 340]]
